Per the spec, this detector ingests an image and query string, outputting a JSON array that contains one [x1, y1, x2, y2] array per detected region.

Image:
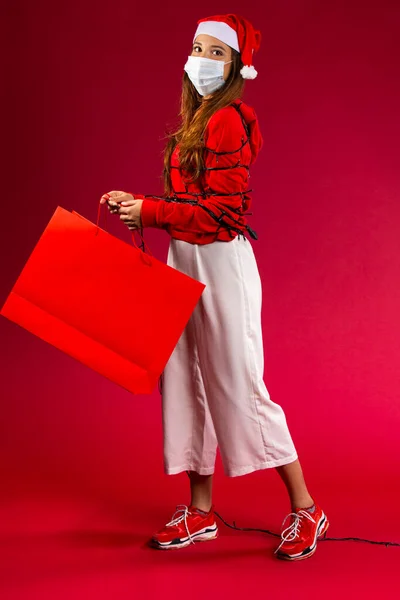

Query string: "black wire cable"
[[184, 472, 400, 548], [213, 509, 400, 548], [150, 108, 398, 550], [138, 100, 259, 245]]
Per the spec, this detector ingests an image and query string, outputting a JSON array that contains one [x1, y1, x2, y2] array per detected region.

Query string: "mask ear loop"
[[96, 201, 154, 264]]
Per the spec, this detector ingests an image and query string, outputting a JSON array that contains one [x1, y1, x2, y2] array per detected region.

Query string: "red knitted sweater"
[[130, 97, 263, 245]]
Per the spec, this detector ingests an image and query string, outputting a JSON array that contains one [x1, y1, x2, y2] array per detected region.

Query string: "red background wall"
[[1, 0, 399, 596]]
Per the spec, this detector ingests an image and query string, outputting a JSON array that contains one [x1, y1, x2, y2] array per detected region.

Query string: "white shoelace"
[[166, 504, 196, 545], [274, 509, 316, 554]]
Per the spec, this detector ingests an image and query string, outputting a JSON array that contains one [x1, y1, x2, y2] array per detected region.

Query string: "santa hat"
[[193, 13, 261, 79]]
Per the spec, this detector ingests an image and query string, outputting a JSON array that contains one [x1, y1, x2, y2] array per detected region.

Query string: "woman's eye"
[[192, 46, 223, 56]]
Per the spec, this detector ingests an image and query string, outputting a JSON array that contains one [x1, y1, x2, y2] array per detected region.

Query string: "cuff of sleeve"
[[140, 198, 159, 228]]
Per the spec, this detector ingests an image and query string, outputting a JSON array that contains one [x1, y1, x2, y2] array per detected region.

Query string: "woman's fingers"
[[106, 201, 119, 214], [119, 214, 140, 226], [119, 199, 138, 207], [100, 194, 116, 205], [100, 191, 131, 205], [99, 193, 140, 227], [123, 217, 140, 230]]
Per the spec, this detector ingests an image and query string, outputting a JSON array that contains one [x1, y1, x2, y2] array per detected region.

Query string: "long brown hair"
[[162, 48, 245, 195]]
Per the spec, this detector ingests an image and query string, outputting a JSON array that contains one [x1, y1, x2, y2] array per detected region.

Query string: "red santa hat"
[[193, 13, 262, 79]]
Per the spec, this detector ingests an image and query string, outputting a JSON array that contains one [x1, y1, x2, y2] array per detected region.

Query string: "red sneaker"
[[150, 504, 219, 550], [274, 497, 329, 561]]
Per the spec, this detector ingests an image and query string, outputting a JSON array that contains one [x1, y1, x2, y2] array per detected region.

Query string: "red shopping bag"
[[0, 204, 206, 394]]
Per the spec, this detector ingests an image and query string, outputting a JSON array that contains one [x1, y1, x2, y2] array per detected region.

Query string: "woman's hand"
[[100, 190, 132, 212], [118, 198, 143, 230], [99, 190, 143, 230]]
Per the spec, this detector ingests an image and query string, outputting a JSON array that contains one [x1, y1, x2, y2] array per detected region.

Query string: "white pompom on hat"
[[193, 13, 262, 79]]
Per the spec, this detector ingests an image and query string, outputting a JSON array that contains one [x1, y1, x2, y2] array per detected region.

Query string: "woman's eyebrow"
[[193, 42, 226, 51]]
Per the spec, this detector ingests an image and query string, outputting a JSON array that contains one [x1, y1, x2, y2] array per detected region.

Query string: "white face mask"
[[184, 55, 233, 96]]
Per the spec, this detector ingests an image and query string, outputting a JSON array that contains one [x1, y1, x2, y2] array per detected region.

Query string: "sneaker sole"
[[150, 524, 219, 550], [275, 512, 330, 561]]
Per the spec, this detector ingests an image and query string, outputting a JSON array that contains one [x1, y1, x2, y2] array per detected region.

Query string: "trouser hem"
[[224, 451, 299, 477], [164, 464, 215, 476], [163, 451, 298, 478]]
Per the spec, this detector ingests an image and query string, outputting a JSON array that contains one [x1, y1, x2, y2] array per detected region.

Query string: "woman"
[[99, 13, 329, 561]]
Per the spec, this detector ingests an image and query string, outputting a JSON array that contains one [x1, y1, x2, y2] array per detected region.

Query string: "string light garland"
[[213, 508, 400, 549], [142, 104, 400, 553], [181, 472, 400, 548], [138, 101, 259, 245]]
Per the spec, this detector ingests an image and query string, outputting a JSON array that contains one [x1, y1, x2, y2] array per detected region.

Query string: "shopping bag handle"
[[96, 200, 153, 257]]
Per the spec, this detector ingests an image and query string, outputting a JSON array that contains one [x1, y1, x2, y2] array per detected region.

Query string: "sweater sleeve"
[[134, 107, 253, 235]]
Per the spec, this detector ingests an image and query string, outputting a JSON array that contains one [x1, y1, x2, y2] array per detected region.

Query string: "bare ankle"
[[291, 496, 314, 510], [190, 501, 212, 513]]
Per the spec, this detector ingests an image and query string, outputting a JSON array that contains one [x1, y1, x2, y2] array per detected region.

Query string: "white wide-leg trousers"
[[160, 235, 298, 477]]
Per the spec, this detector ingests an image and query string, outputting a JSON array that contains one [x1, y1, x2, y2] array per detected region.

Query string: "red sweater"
[[130, 98, 263, 245]]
